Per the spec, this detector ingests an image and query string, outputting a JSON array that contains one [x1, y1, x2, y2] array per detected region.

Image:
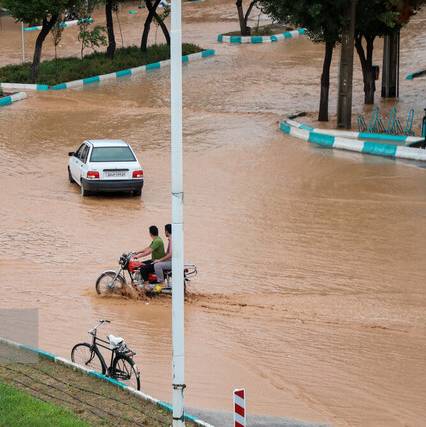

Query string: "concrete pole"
[[21, 22, 25, 63], [337, 0, 358, 129], [381, 29, 400, 98], [170, 0, 185, 426]]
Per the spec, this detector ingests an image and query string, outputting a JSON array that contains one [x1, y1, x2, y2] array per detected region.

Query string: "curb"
[[0, 83, 49, 92], [0, 49, 215, 92], [24, 18, 94, 32], [280, 120, 426, 162], [0, 91, 27, 107], [406, 68, 426, 80], [217, 28, 305, 44], [285, 118, 424, 144], [0, 336, 214, 427], [50, 50, 215, 90]]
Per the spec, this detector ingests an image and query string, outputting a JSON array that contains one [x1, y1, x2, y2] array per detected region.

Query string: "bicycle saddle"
[[108, 334, 124, 349]]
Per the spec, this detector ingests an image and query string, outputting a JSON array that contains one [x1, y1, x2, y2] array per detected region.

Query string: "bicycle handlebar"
[[88, 319, 110, 335]]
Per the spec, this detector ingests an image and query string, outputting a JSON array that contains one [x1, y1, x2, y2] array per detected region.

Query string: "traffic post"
[[233, 388, 246, 427]]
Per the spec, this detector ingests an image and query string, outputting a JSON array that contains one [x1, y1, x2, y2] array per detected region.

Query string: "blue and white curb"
[[406, 68, 426, 80], [0, 82, 49, 92], [0, 91, 27, 107], [218, 28, 305, 44], [0, 50, 215, 92], [285, 118, 424, 144], [0, 336, 214, 427], [24, 18, 94, 32], [280, 120, 426, 162]]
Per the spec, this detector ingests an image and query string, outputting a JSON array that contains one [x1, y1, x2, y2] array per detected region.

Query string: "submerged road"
[[0, 1, 425, 426]]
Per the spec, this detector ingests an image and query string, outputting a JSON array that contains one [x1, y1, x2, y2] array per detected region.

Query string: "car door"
[[79, 144, 90, 180], [70, 143, 85, 184]]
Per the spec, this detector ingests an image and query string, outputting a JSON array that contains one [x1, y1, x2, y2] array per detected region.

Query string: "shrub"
[[0, 43, 203, 86]]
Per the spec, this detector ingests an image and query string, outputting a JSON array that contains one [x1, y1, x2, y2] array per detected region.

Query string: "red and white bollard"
[[233, 388, 246, 427]]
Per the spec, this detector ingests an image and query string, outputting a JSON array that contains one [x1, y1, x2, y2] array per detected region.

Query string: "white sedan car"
[[68, 140, 144, 196]]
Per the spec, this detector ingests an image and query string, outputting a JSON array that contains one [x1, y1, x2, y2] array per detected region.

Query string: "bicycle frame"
[[87, 320, 125, 375]]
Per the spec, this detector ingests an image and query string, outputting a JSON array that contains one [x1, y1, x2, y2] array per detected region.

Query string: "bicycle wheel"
[[111, 354, 140, 390], [71, 343, 105, 374], [96, 271, 126, 296]]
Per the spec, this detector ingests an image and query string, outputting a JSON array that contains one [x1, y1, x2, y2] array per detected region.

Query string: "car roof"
[[86, 139, 129, 148]]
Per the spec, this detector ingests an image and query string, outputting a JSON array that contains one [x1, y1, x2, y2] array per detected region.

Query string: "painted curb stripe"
[[24, 18, 93, 32], [0, 96, 12, 106], [0, 336, 214, 427], [280, 120, 426, 162], [218, 28, 305, 44], [362, 141, 397, 157], [0, 83, 48, 91], [405, 69, 426, 80], [286, 118, 423, 144], [0, 91, 27, 107], [116, 69, 132, 78], [308, 132, 334, 147], [146, 62, 161, 70], [83, 76, 100, 85]]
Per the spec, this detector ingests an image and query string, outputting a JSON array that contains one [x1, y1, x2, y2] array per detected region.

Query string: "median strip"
[[280, 119, 426, 162], [217, 28, 305, 44], [0, 49, 216, 92]]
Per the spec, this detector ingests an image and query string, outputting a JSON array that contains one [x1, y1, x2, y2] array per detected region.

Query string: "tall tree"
[[355, 0, 425, 104], [105, 0, 116, 58], [259, 0, 346, 121], [3, 0, 80, 82], [141, 0, 170, 51], [235, 0, 258, 36]]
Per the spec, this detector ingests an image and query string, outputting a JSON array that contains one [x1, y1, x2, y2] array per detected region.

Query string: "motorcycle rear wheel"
[[96, 271, 126, 296]]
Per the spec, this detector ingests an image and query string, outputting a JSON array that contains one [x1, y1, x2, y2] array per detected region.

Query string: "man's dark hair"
[[165, 224, 172, 234], [149, 225, 159, 236]]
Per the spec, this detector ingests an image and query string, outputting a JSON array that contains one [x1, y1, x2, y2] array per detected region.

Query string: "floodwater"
[[1, 1, 426, 426]]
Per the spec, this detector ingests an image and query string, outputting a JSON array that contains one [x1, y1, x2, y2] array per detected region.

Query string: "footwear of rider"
[[153, 283, 165, 293]]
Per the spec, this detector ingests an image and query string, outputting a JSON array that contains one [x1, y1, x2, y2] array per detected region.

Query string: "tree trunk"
[[236, 0, 250, 36], [355, 34, 376, 105], [106, 0, 116, 59], [364, 36, 375, 104], [154, 12, 170, 45], [244, 1, 257, 30], [336, 0, 358, 129], [31, 16, 58, 83], [141, 0, 161, 51], [318, 40, 334, 122]]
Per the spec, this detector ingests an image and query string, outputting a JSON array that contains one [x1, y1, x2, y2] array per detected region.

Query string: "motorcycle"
[[95, 252, 197, 297]]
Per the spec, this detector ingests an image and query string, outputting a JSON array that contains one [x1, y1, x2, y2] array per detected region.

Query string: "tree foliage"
[[259, 0, 347, 121], [355, 0, 426, 104], [259, 0, 425, 116], [3, 0, 85, 81]]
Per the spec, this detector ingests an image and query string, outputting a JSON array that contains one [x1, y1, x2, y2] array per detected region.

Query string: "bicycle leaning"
[[71, 320, 141, 390]]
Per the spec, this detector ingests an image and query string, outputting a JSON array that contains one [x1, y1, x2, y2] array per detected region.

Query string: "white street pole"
[[171, 0, 185, 426], [21, 22, 25, 63]]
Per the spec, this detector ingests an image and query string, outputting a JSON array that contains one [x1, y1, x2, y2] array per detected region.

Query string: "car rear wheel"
[[68, 167, 74, 184], [133, 188, 142, 197]]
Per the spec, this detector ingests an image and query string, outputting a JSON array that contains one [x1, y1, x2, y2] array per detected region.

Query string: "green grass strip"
[[0, 381, 90, 427]]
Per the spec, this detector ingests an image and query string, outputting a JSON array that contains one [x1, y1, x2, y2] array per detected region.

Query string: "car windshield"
[[90, 146, 136, 162]]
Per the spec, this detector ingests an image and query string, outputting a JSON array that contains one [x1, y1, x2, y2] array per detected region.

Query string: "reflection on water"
[[1, 1, 425, 425]]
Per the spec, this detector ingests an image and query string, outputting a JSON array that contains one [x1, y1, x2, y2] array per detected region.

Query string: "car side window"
[[75, 144, 85, 160], [81, 145, 90, 164]]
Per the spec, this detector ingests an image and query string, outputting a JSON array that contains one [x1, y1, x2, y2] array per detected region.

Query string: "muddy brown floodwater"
[[1, 1, 426, 426]]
